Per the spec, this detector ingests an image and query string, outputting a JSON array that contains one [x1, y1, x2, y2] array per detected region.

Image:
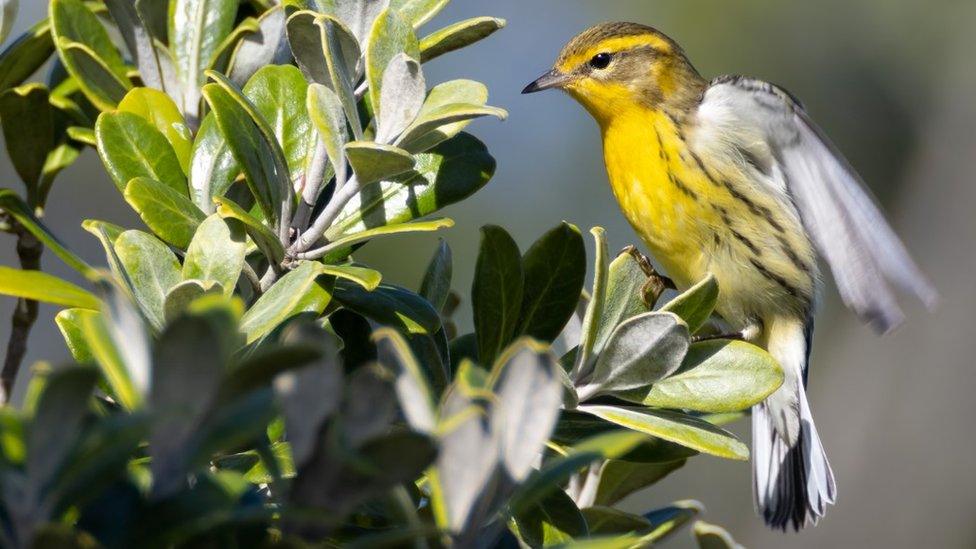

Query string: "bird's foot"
[[621, 245, 675, 309]]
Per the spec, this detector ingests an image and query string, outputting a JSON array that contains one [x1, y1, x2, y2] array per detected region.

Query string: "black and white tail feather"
[[697, 76, 936, 530], [752, 320, 835, 531]]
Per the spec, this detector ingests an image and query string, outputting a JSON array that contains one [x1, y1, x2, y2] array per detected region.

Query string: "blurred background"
[[1, 1, 973, 546]]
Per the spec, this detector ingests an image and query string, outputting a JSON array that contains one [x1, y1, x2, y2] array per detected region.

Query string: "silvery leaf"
[[578, 312, 689, 400], [365, 8, 418, 127], [274, 323, 343, 470], [375, 52, 424, 144], [335, 0, 390, 48], [229, 6, 291, 86], [375, 328, 436, 433], [490, 339, 563, 482], [307, 83, 348, 182], [435, 382, 498, 533]]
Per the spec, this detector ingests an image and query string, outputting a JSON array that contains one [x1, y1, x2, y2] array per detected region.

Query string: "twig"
[[1, 226, 42, 404], [241, 261, 263, 297], [289, 174, 359, 254]]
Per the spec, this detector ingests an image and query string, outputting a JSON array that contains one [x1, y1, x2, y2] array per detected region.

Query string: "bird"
[[523, 22, 937, 531]]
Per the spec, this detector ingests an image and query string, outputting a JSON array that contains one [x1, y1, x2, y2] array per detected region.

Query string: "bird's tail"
[[752, 318, 836, 531]]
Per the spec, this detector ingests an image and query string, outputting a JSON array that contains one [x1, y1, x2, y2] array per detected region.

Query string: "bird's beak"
[[522, 69, 571, 94]]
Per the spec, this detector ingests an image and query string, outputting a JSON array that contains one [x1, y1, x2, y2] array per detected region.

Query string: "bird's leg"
[[692, 323, 762, 344], [621, 245, 675, 309]]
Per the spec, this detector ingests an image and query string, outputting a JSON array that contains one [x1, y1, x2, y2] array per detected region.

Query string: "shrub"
[[0, 0, 781, 547]]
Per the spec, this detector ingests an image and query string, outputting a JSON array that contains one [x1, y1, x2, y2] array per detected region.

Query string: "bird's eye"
[[589, 52, 612, 69]]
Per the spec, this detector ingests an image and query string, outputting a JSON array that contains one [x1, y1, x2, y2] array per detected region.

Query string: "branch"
[[1, 225, 42, 404], [288, 174, 360, 254]]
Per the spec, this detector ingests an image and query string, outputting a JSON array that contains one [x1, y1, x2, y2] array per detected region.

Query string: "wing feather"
[[698, 76, 936, 332]]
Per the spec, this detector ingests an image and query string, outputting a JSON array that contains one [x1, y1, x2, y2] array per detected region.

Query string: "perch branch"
[[1, 224, 42, 404]]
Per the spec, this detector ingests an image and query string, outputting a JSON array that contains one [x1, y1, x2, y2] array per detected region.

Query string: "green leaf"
[[118, 87, 193, 175], [27, 366, 98, 497], [327, 132, 495, 238], [395, 79, 488, 153], [517, 222, 586, 343], [419, 239, 451, 312], [240, 261, 334, 344], [114, 230, 183, 329], [307, 82, 349, 182], [397, 102, 506, 153], [376, 327, 436, 433], [288, 12, 363, 138], [206, 16, 260, 77], [182, 215, 247, 295], [67, 126, 96, 146], [577, 405, 749, 460], [660, 274, 718, 334], [123, 177, 206, 248], [213, 195, 285, 266], [55, 39, 131, 110], [578, 312, 689, 400], [0, 0, 14, 46], [56, 308, 96, 364], [365, 8, 418, 125], [201, 73, 291, 234], [227, 6, 290, 86], [51, 0, 127, 75], [514, 488, 587, 547], [310, 217, 453, 261], [48, 412, 149, 516], [0, 189, 95, 278], [81, 219, 129, 289], [551, 410, 697, 463], [641, 501, 703, 544], [50, 0, 131, 110], [0, 84, 54, 188], [419, 16, 505, 63], [149, 303, 233, 497], [593, 251, 652, 356], [510, 431, 650, 516], [273, 324, 342, 469], [390, 0, 450, 28], [103, 0, 164, 91], [0, 19, 55, 92], [95, 111, 187, 195], [75, 302, 145, 410], [244, 65, 315, 183], [189, 113, 239, 212], [163, 279, 224, 322], [317, 264, 383, 291], [169, 0, 238, 123], [626, 339, 783, 413], [593, 460, 685, 506], [472, 225, 523, 365], [580, 506, 653, 535], [344, 141, 416, 186], [334, 281, 440, 335], [693, 521, 744, 549], [0, 266, 98, 309], [573, 227, 608, 379]]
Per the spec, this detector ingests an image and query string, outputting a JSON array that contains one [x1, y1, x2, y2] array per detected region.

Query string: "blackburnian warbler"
[[523, 22, 937, 531]]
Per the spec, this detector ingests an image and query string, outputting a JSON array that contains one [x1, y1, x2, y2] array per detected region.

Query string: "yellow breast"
[[598, 106, 818, 324], [601, 108, 718, 288]]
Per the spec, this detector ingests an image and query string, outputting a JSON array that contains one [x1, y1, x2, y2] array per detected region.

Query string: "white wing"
[[696, 76, 937, 333]]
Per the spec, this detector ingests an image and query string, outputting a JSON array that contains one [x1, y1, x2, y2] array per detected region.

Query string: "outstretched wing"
[[697, 75, 937, 333]]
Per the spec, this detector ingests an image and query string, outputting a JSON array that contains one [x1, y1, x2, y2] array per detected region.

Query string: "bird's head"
[[523, 22, 705, 122]]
